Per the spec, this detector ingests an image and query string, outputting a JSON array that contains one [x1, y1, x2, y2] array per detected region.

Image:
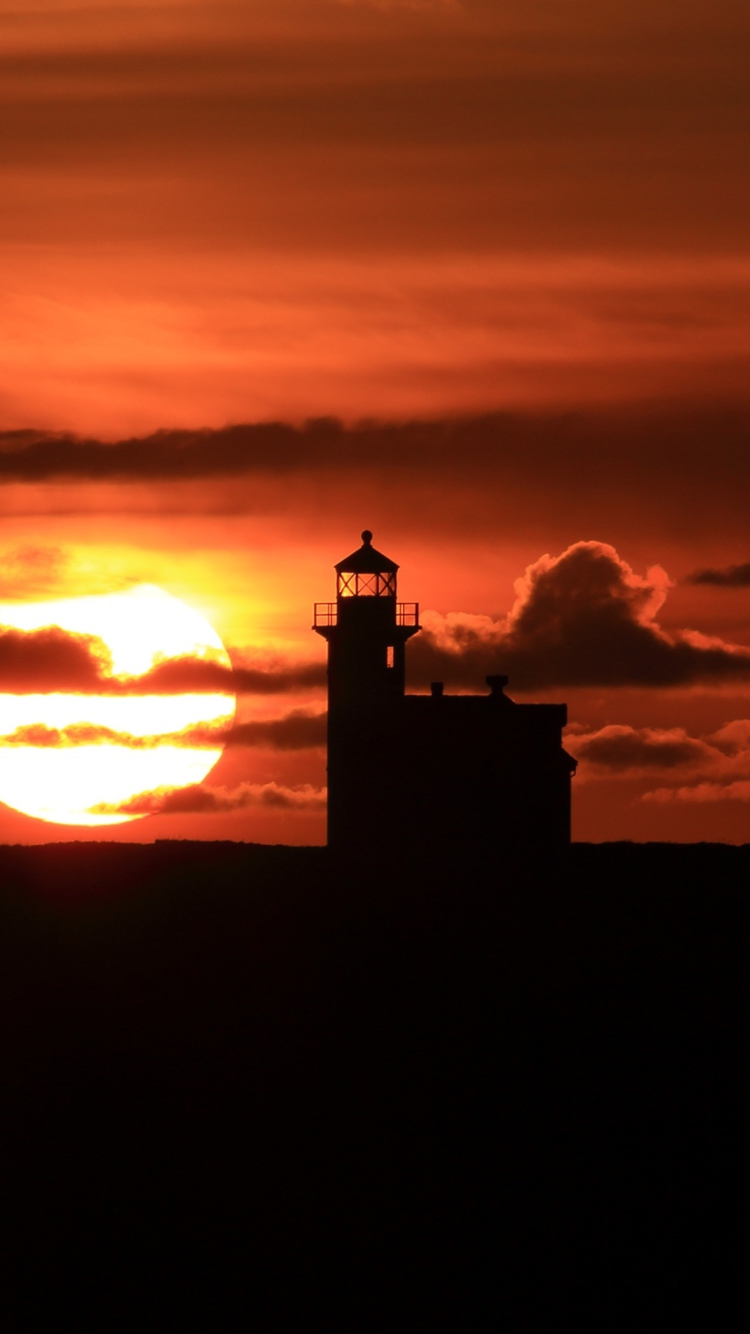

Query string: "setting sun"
[[0, 585, 234, 825]]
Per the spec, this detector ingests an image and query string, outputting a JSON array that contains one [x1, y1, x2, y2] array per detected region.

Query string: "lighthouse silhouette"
[[314, 531, 576, 860]]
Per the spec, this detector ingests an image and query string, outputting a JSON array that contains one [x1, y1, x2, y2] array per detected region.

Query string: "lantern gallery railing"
[[313, 602, 419, 628]]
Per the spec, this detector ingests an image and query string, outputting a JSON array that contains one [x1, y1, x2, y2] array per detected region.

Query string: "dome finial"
[[361, 529, 373, 545]]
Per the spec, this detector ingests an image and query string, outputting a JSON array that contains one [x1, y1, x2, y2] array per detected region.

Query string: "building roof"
[[334, 530, 399, 575]]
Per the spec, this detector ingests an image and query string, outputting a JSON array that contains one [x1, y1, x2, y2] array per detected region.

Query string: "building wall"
[[327, 688, 574, 861]]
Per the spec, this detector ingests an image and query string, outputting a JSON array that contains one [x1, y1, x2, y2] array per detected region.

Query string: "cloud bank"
[[567, 718, 750, 803], [409, 542, 750, 690], [4, 414, 750, 560], [0, 626, 325, 696], [2, 414, 750, 496]]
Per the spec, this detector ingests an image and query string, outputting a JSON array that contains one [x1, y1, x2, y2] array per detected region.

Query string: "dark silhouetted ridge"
[[0, 841, 747, 1327]]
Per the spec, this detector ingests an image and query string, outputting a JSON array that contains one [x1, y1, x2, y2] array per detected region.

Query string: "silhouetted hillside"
[[1, 842, 747, 1328]]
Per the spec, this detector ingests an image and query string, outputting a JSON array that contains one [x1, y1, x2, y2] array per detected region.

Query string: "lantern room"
[[313, 529, 419, 709], [335, 530, 398, 598]]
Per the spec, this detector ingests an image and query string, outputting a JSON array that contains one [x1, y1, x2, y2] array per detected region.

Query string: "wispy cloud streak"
[[0, 710, 327, 751], [686, 562, 750, 587], [90, 780, 327, 816]]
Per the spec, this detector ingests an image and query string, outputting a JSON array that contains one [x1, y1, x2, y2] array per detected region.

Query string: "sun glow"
[[0, 585, 234, 826]]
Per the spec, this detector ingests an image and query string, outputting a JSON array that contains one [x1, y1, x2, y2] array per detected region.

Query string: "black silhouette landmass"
[[1, 840, 747, 1327]]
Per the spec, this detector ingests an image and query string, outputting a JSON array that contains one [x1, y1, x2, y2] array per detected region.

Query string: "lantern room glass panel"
[[337, 571, 398, 598]]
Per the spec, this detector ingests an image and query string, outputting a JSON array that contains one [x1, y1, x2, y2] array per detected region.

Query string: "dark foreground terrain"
[[1, 841, 748, 1328]]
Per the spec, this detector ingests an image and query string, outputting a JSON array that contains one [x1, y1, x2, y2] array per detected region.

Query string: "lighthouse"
[[313, 530, 420, 852], [314, 532, 576, 861]]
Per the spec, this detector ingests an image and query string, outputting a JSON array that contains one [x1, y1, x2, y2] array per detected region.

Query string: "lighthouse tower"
[[313, 530, 420, 851]]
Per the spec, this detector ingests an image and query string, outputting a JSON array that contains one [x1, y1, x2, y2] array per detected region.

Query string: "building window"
[[386, 646, 395, 669]]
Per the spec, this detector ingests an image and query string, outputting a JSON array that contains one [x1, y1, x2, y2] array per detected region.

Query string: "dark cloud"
[[574, 719, 750, 800], [220, 711, 326, 750], [0, 624, 112, 692], [0, 423, 312, 483], [569, 725, 710, 772], [567, 720, 750, 803], [109, 654, 325, 697], [408, 542, 750, 690], [90, 780, 326, 817], [158, 711, 326, 749], [0, 710, 326, 752], [159, 656, 326, 697], [3, 412, 750, 551], [0, 624, 325, 696], [686, 562, 750, 587], [0, 410, 747, 498]]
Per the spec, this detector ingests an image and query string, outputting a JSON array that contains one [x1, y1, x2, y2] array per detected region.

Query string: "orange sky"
[[0, 1, 749, 844]]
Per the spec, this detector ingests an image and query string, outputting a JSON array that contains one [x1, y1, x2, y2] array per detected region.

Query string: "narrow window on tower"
[[386, 645, 395, 669]]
